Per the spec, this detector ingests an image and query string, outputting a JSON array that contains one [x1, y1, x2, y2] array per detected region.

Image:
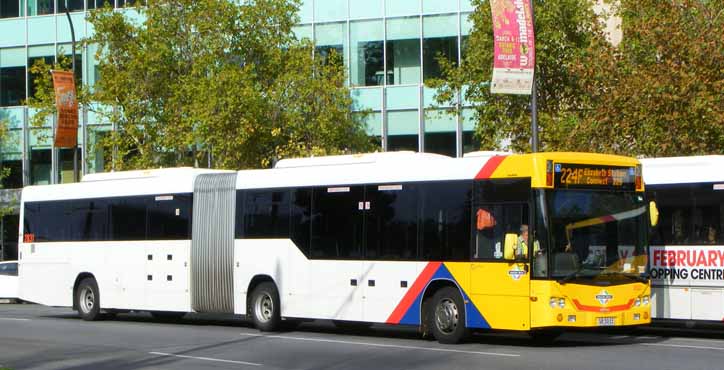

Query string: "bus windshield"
[[545, 189, 648, 281]]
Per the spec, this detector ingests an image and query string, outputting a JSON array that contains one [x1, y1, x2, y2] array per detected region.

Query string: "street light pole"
[[530, 0, 539, 153], [64, 1, 79, 182]]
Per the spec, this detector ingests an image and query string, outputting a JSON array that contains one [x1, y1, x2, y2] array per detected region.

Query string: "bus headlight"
[[550, 298, 557, 308], [634, 298, 641, 307], [643, 295, 650, 305], [558, 298, 565, 309]]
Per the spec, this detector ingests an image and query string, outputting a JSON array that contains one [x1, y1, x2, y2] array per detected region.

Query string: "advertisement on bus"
[[650, 245, 724, 287]]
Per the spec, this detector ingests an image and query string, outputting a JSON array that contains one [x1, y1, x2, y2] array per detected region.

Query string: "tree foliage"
[[29, 0, 371, 170], [573, 0, 724, 156], [428, 0, 610, 153], [430, 0, 724, 156]]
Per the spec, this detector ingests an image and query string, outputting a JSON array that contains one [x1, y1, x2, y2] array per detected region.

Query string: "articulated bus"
[[19, 152, 653, 343], [642, 155, 724, 323]]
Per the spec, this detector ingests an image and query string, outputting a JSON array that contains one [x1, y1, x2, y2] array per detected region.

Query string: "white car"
[[0, 261, 19, 300]]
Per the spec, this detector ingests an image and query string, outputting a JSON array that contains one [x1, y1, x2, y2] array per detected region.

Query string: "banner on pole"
[[490, 0, 535, 95], [51, 70, 78, 148]]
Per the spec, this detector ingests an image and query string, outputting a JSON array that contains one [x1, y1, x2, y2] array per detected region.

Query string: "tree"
[[428, 0, 612, 153], [29, 0, 372, 170], [573, 0, 724, 156], [430, 0, 724, 156]]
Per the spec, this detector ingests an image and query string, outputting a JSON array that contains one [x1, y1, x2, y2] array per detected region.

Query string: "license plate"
[[597, 317, 616, 326]]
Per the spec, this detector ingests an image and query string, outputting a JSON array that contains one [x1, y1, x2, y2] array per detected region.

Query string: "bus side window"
[[472, 204, 527, 261], [243, 190, 290, 239], [418, 181, 472, 262]]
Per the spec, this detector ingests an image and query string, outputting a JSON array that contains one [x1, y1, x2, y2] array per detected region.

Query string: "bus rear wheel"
[[428, 286, 470, 344], [76, 277, 102, 321], [250, 282, 281, 332]]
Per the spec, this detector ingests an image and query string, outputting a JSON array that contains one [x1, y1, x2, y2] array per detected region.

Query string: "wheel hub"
[[254, 293, 273, 323], [80, 286, 95, 313], [435, 298, 459, 334]]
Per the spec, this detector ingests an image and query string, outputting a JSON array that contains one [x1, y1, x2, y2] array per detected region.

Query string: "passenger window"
[[419, 181, 472, 261], [310, 186, 364, 259], [148, 194, 191, 240], [365, 183, 419, 260], [244, 190, 290, 239], [69, 199, 111, 241], [110, 196, 147, 240], [649, 183, 723, 245], [473, 203, 528, 260], [290, 188, 312, 256]]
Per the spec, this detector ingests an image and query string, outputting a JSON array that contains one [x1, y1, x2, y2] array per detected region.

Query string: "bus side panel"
[[236, 239, 369, 321], [143, 241, 192, 312], [361, 261, 423, 323], [19, 242, 72, 307], [651, 286, 691, 320], [20, 241, 193, 312]]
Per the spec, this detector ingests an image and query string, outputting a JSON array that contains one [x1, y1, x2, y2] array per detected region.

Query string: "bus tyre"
[[429, 287, 470, 344], [76, 278, 102, 321], [250, 282, 281, 332]]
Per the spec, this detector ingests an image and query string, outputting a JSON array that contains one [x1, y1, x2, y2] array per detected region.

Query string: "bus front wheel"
[[428, 286, 470, 344], [250, 282, 281, 332], [76, 277, 102, 321]]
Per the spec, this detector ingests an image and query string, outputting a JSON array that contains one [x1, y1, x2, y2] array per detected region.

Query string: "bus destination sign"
[[554, 163, 635, 190]]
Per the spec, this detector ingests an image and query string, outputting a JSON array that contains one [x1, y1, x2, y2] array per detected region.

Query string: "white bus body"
[[642, 155, 724, 322], [18, 153, 483, 323]]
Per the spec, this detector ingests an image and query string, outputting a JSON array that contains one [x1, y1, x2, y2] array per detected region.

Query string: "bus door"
[[361, 183, 420, 323], [469, 203, 531, 330], [307, 185, 365, 321]]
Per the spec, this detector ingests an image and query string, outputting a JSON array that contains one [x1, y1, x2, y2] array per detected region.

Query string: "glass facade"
[[0, 0, 477, 193]]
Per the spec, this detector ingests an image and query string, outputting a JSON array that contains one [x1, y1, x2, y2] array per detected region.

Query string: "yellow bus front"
[[462, 152, 651, 331]]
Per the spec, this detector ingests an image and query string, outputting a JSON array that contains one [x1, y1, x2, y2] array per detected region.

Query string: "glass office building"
[[0, 0, 478, 191]]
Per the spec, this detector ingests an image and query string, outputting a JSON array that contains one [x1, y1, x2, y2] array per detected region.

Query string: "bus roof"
[[22, 167, 232, 202], [21, 152, 642, 202], [641, 155, 724, 185]]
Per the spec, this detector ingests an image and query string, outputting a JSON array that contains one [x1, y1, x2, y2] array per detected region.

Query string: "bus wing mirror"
[[504, 233, 518, 260], [649, 201, 659, 227]]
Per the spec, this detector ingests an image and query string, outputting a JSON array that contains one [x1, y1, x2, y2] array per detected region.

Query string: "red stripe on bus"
[[385, 261, 442, 324], [475, 155, 507, 179], [600, 215, 616, 223], [571, 299, 635, 313]]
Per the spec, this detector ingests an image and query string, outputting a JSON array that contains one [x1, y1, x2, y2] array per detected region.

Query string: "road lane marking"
[[0, 317, 30, 321], [149, 352, 262, 366], [640, 343, 724, 351], [241, 333, 520, 357]]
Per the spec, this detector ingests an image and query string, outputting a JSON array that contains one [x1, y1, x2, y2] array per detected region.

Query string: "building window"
[[0, 159, 22, 189], [59, 147, 81, 184], [314, 0, 347, 22], [314, 22, 347, 67], [57, 51, 83, 85], [386, 0, 420, 17], [387, 110, 418, 152], [30, 149, 51, 185], [424, 109, 456, 157], [386, 17, 421, 85], [0, 67, 25, 107], [423, 15, 459, 81], [28, 56, 55, 100], [86, 0, 110, 10], [27, 0, 55, 15], [1, 0, 21, 18], [64, 0, 84, 11], [349, 0, 381, 19], [351, 20, 384, 86]]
